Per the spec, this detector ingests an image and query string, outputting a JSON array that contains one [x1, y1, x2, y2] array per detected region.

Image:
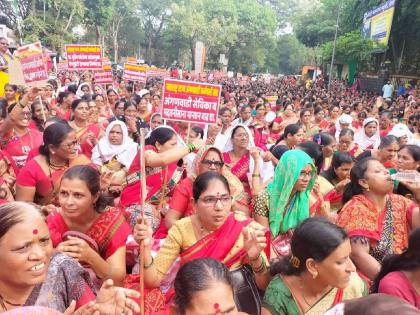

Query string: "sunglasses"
[[201, 159, 224, 168]]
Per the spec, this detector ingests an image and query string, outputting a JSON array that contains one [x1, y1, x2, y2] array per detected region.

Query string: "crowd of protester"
[[0, 36, 419, 314]]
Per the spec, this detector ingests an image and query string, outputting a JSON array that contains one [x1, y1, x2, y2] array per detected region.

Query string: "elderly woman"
[[354, 118, 381, 150], [356, 135, 400, 169], [334, 114, 353, 141]]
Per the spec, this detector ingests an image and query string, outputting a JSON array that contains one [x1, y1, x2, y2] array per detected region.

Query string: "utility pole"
[[328, 4, 342, 92]]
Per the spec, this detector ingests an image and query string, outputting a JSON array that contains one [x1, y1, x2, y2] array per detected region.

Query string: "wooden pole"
[[186, 122, 191, 144], [139, 128, 146, 315], [38, 95, 47, 124]]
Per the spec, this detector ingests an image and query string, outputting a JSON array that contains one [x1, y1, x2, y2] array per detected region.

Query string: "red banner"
[[57, 60, 68, 72], [65, 44, 102, 70], [123, 63, 147, 82], [17, 42, 48, 85], [95, 57, 113, 84], [146, 67, 170, 79], [162, 79, 221, 124]]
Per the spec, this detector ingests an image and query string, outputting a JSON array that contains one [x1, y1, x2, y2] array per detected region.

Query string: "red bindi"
[[32, 229, 38, 235], [213, 303, 220, 314]]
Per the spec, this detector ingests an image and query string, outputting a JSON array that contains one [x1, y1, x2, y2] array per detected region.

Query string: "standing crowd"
[[0, 36, 419, 315]]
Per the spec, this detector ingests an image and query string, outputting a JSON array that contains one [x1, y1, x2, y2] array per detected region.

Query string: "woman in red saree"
[[68, 99, 103, 159], [337, 128, 363, 158], [120, 126, 204, 235], [53, 91, 74, 120], [337, 158, 419, 280], [131, 172, 270, 312], [355, 135, 400, 169], [16, 123, 91, 206]]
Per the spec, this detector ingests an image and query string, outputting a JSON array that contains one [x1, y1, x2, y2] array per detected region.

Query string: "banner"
[[16, 42, 48, 86], [65, 44, 102, 70], [362, 0, 395, 47], [95, 57, 113, 85], [146, 67, 170, 79], [57, 60, 68, 72], [123, 63, 147, 82], [161, 79, 221, 124]]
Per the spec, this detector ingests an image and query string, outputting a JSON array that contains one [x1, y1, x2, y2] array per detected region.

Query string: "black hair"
[[279, 123, 302, 141], [339, 128, 354, 139], [297, 141, 324, 174], [300, 108, 311, 119], [256, 103, 265, 110], [219, 107, 232, 116], [145, 127, 176, 147], [191, 126, 204, 139], [31, 99, 50, 132], [122, 101, 134, 111], [230, 125, 247, 139], [39, 123, 74, 157], [4, 84, 18, 92], [192, 172, 230, 201], [46, 116, 68, 125], [71, 99, 88, 112], [372, 228, 420, 293], [81, 94, 92, 102], [92, 94, 104, 101], [174, 258, 233, 315], [107, 89, 118, 96], [57, 91, 74, 104], [61, 165, 113, 212], [381, 111, 392, 119], [270, 217, 348, 276], [270, 145, 289, 160], [313, 132, 335, 147], [0, 99, 7, 119], [67, 84, 78, 94], [378, 135, 398, 149], [322, 152, 354, 182], [342, 157, 375, 204], [399, 145, 420, 169], [241, 104, 252, 112], [314, 106, 323, 115]]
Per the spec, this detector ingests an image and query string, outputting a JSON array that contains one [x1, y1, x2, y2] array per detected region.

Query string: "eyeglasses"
[[199, 195, 232, 207], [61, 139, 80, 149], [20, 112, 32, 118], [0, 42, 8, 46], [201, 159, 224, 168], [299, 171, 313, 179], [234, 133, 249, 139]]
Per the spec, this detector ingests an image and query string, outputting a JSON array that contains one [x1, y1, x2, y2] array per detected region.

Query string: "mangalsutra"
[[0, 293, 24, 311]]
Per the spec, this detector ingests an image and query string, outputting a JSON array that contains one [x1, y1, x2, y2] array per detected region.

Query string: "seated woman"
[[30, 99, 50, 132], [262, 217, 367, 315], [173, 258, 249, 315], [109, 101, 147, 142], [337, 128, 363, 158], [68, 99, 103, 159], [313, 132, 336, 172], [321, 152, 354, 213], [337, 158, 420, 280], [372, 228, 420, 308], [334, 114, 353, 141], [133, 172, 270, 312], [165, 145, 248, 229], [354, 118, 381, 151], [275, 123, 304, 149], [253, 150, 328, 257], [0, 201, 139, 313], [392, 145, 420, 201], [16, 123, 91, 206], [299, 109, 319, 141], [47, 165, 131, 287], [120, 126, 203, 234], [356, 135, 400, 169]]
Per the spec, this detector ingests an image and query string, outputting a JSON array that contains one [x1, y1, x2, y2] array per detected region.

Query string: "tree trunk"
[[190, 41, 195, 71], [95, 25, 101, 45]]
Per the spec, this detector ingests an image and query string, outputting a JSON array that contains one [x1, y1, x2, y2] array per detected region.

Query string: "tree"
[[83, 0, 114, 45]]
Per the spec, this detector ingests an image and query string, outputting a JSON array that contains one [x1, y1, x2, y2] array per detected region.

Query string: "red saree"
[[76, 124, 102, 159], [3, 129, 43, 168], [47, 207, 131, 259], [223, 151, 251, 198]]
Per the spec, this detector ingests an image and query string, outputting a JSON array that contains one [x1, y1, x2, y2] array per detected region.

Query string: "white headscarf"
[[354, 118, 381, 150], [388, 123, 420, 146], [76, 82, 91, 98], [91, 120, 138, 168], [335, 114, 353, 140]]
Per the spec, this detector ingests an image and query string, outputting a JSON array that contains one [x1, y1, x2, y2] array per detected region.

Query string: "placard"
[[65, 44, 102, 70], [94, 57, 113, 84], [123, 63, 147, 82], [16, 42, 48, 86], [161, 79, 221, 124]]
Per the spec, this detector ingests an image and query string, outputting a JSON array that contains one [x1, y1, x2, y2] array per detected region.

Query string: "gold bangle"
[[144, 255, 154, 269], [252, 174, 260, 178]]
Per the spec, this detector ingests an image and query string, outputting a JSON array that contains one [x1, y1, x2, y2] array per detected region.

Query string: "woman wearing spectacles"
[[16, 122, 91, 206], [0, 37, 14, 99], [165, 145, 249, 230], [132, 172, 271, 314]]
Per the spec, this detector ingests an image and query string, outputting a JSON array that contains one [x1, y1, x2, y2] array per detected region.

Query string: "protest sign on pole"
[[13, 42, 48, 87], [65, 44, 102, 70], [123, 63, 147, 82], [57, 60, 68, 72], [94, 57, 113, 85], [161, 79, 221, 124]]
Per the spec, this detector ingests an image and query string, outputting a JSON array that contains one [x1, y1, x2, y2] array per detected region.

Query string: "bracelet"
[[187, 143, 196, 153], [252, 257, 266, 274], [252, 173, 260, 178], [144, 255, 154, 269]]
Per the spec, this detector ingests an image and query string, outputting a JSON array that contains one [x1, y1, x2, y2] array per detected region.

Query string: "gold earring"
[[365, 186, 370, 192], [312, 272, 318, 279]]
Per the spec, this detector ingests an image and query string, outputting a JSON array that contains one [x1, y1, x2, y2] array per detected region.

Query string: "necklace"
[[299, 279, 312, 307], [0, 293, 24, 310]]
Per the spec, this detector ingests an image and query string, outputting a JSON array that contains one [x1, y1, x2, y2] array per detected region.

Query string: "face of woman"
[[398, 135, 409, 146], [15, 107, 32, 128], [184, 282, 238, 315], [339, 123, 350, 130], [334, 162, 353, 181], [256, 106, 265, 118], [150, 115, 163, 130], [114, 102, 125, 116], [232, 127, 249, 150], [323, 141, 337, 158], [193, 178, 232, 231], [64, 93, 75, 106], [378, 143, 399, 162], [81, 86, 90, 95], [157, 134, 178, 152], [287, 128, 304, 147], [88, 101, 98, 116], [315, 111, 324, 122], [59, 178, 97, 220], [313, 239, 355, 289], [94, 86, 102, 94], [362, 160, 393, 194], [284, 105, 294, 116], [292, 164, 313, 192], [331, 107, 340, 118], [138, 99, 148, 112], [301, 111, 311, 124], [198, 150, 223, 175], [4, 86, 16, 100], [33, 103, 49, 122], [45, 86, 53, 97], [397, 148, 419, 170], [364, 122, 377, 137], [124, 105, 137, 119], [208, 119, 222, 137], [73, 101, 89, 121], [109, 124, 123, 145], [107, 92, 117, 105], [0, 213, 53, 288], [338, 134, 353, 152], [53, 131, 79, 160], [95, 96, 105, 108], [152, 96, 161, 106]]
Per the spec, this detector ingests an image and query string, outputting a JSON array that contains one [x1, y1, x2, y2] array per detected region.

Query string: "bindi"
[[32, 229, 38, 235], [213, 303, 220, 314]]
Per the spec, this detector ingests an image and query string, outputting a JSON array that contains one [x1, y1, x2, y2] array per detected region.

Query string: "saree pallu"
[[47, 207, 131, 259], [120, 147, 184, 208], [337, 194, 416, 257], [223, 152, 252, 202], [24, 253, 95, 312], [76, 124, 102, 159]]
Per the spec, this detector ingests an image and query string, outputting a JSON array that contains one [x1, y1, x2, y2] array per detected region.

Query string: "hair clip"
[[290, 255, 300, 269]]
